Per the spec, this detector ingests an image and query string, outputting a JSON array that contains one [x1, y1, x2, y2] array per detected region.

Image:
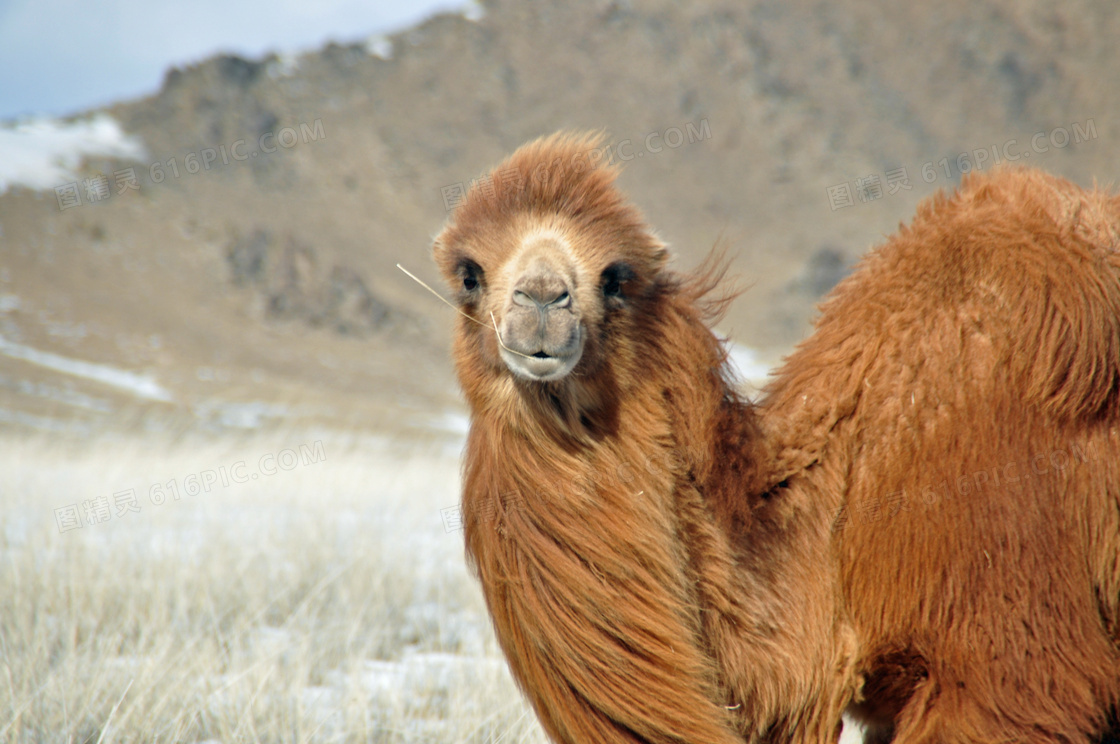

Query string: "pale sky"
[[0, 0, 470, 121]]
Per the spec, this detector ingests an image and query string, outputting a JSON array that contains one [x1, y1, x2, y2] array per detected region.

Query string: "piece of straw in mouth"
[[396, 263, 536, 360]]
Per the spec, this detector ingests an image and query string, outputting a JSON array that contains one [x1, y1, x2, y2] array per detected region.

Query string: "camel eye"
[[601, 262, 634, 300], [458, 260, 483, 298]]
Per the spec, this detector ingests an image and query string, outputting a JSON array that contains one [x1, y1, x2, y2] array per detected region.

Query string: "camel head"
[[433, 132, 668, 391]]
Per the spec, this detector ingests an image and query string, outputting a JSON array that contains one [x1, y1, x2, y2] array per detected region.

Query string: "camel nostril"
[[511, 281, 572, 310]]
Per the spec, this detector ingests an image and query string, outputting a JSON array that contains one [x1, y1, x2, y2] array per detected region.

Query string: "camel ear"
[[431, 229, 459, 288], [647, 234, 670, 273]]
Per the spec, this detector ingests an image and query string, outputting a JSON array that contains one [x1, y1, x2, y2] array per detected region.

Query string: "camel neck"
[[458, 305, 756, 743]]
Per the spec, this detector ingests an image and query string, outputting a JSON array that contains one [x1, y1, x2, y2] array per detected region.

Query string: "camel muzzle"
[[499, 270, 584, 381]]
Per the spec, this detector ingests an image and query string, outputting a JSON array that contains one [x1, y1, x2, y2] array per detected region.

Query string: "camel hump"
[[835, 166, 1120, 423], [761, 167, 1120, 485], [956, 168, 1120, 420]]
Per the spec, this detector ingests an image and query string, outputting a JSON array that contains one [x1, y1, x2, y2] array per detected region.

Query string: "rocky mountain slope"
[[1, 0, 1117, 434]]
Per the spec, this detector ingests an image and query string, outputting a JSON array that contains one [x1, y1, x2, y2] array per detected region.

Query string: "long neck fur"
[[460, 279, 858, 744]]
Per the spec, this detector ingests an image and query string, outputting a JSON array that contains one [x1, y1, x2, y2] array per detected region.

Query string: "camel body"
[[432, 132, 1120, 743], [763, 170, 1120, 742]]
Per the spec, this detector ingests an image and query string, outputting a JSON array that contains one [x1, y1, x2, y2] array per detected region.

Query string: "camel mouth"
[[500, 330, 585, 382]]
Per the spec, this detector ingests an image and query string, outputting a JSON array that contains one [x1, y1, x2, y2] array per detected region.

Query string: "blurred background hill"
[[1, 0, 1117, 436]]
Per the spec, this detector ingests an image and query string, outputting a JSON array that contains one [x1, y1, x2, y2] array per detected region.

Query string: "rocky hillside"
[[1, 0, 1117, 434]]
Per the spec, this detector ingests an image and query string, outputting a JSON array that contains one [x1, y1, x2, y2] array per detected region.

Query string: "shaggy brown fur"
[[762, 169, 1120, 742], [431, 131, 1120, 743]]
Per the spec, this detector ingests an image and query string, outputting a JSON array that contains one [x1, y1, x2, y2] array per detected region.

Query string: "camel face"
[[433, 132, 667, 393], [436, 214, 643, 386]]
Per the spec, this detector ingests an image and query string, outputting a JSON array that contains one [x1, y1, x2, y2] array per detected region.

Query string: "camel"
[[430, 131, 1120, 743]]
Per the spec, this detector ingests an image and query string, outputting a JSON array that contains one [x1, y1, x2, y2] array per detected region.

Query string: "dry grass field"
[[0, 428, 549, 743]]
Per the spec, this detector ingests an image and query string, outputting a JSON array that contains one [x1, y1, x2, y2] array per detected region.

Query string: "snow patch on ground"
[[342, 652, 504, 699], [0, 114, 147, 193], [0, 335, 172, 402], [0, 406, 83, 432], [431, 409, 469, 436], [722, 341, 777, 389], [0, 373, 112, 412], [365, 35, 394, 60], [460, 0, 485, 22], [191, 400, 291, 429], [265, 54, 300, 79], [840, 714, 867, 744]]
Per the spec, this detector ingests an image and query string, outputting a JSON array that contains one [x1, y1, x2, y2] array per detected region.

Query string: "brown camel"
[[430, 131, 1120, 743]]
